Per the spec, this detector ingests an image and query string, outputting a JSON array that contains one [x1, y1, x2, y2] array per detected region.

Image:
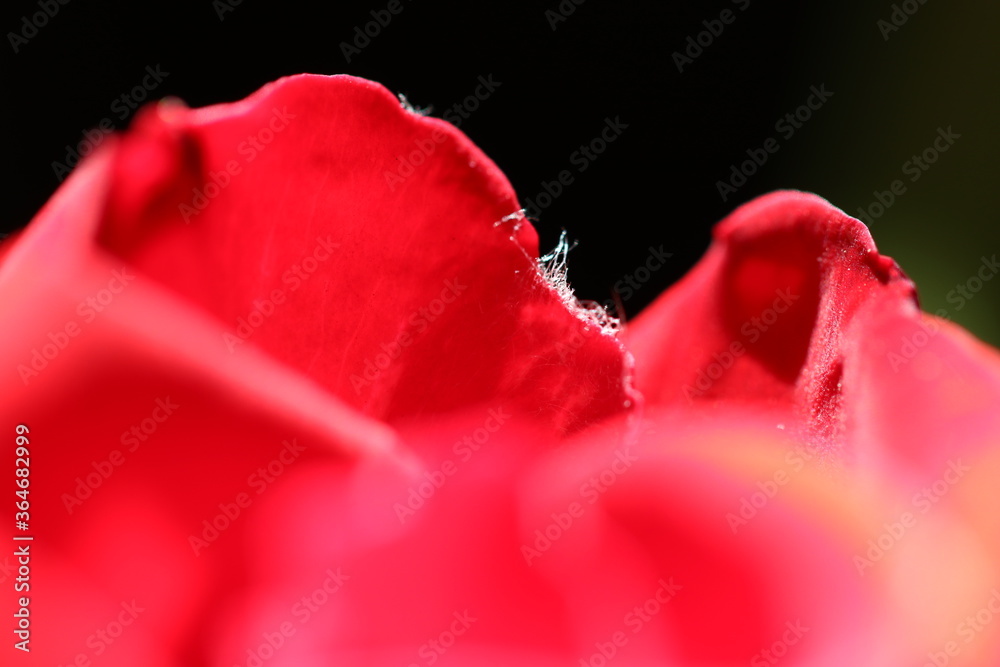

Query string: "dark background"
[[3, 0, 998, 343]]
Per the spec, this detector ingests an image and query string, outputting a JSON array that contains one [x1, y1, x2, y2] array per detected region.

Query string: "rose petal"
[[90, 74, 632, 434], [846, 296, 1000, 477], [627, 190, 921, 462], [227, 406, 1000, 665], [0, 73, 633, 662], [220, 409, 576, 664], [0, 145, 402, 659]]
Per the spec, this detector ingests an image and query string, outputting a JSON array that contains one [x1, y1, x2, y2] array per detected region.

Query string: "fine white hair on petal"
[[493, 209, 527, 231], [539, 230, 621, 336], [539, 230, 577, 292], [397, 93, 432, 116]]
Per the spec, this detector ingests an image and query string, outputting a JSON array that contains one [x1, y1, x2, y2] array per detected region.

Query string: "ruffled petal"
[[90, 74, 632, 434], [627, 190, 921, 462]]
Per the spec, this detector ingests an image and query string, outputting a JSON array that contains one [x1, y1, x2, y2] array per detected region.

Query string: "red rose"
[[3, 74, 1000, 665]]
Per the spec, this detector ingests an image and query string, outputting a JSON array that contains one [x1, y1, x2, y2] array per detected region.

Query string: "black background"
[[3, 0, 999, 342]]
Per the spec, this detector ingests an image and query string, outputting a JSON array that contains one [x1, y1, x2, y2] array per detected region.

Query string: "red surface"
[[3, 75, 1000, 666]]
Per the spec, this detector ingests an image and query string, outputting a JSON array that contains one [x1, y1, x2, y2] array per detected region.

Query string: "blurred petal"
[[0, 139, 400, 662], [846, 298, 1000, 477], [226, 406, 1000, 666]]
